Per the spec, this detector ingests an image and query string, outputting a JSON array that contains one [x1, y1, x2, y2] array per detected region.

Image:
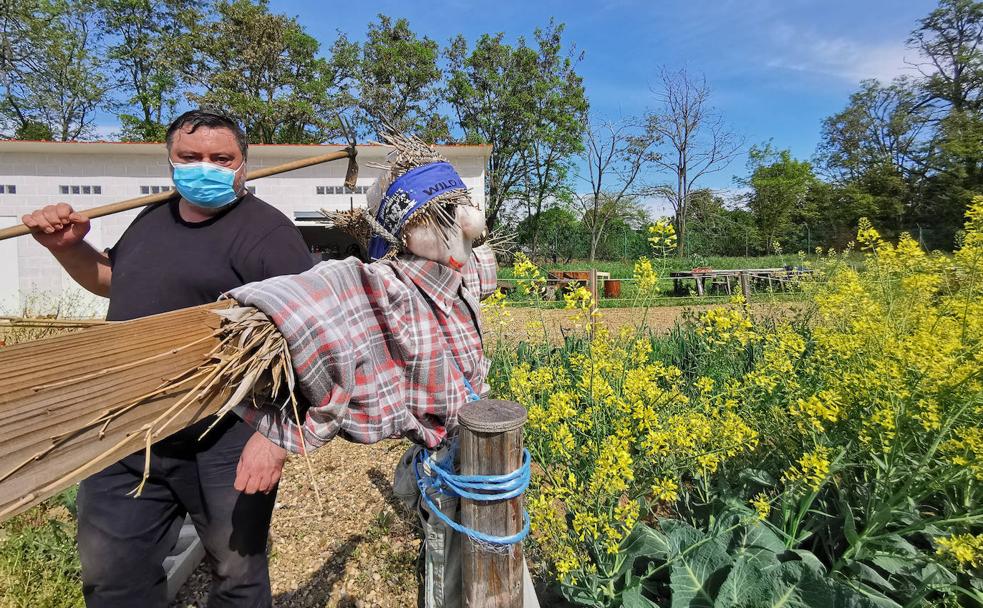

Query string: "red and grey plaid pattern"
[[231, 246, 497, 452]]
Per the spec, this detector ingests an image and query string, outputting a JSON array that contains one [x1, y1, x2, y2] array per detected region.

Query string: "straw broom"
[[0, 302, 314, 521]]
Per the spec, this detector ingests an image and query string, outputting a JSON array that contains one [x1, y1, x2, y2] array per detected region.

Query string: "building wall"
[[0, 142, 488, 315]]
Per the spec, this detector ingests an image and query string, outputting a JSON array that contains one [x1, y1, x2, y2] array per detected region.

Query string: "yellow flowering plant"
[[487, 198, 983, 606]]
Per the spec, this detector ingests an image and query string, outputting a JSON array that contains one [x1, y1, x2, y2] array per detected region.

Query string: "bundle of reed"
[[0, 317, 107, 329], [0, 301, 298, 521]]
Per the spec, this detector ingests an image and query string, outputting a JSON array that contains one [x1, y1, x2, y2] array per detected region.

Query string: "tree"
[[909, 0, 983, 116], [446, 22, 587, 232], [646, 67, 743, 256], [908, 0, 983, 246], [333, 15, 449, 141], [575, 117, 656, 261], [684, 188, 758, 256], [1, 0, 108, 140], [176, 0, 343, 144], [513, 22, 588, 255], [816, 78, 930, 183], [517, 206, 585, 263], [744, 144, 816, 253], [98, 0, 196, 141]]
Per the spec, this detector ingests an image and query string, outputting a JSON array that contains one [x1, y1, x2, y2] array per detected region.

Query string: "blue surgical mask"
[[169, 159, 244, 208]]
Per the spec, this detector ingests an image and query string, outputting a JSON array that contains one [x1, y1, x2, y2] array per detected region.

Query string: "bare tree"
[[647, 67, 743, 256], [574, 117, 656, 261]]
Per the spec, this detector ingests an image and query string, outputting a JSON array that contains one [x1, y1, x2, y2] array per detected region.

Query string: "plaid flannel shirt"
[[230, 246, 497, 453]]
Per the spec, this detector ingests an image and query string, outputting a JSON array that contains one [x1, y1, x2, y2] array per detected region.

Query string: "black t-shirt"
[[106, 193, 314, 322]]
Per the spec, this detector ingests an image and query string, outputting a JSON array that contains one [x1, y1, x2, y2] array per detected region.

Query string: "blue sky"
[[265, 0, 936, 195]]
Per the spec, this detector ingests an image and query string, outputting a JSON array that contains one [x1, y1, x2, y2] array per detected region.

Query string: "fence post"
[[739, 271, 752, 302], [459, 399, 528, 608], [589, 268, 599, 337]]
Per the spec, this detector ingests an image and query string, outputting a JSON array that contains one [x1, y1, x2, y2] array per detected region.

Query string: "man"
[[21, 109, 314, 607]]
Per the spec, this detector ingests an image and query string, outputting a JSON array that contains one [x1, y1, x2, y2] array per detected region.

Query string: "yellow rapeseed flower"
[[651, 476, 679, 503], [750, 492, 771, 521], [936, 533, 983, 570], [784, 446, 832, 492]]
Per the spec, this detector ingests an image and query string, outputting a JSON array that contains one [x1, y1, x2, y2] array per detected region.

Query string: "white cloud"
[[90, 123, 121, 141], [766, 24, 918, 84]]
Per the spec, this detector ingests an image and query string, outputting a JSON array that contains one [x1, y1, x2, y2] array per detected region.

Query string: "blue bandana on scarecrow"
[[368, 161, 468, 260]]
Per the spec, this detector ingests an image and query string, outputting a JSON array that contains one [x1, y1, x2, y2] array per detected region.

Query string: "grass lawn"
[[0, 489, 82, 608], [496, 254, 819, 280]]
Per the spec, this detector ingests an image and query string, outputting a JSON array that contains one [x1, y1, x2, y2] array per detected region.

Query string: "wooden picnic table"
[[669, 268, 815, 297], [544, 270, 613, 300]]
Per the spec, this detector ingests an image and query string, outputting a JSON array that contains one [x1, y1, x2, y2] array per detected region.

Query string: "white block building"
[[0, 140, 491, 315]]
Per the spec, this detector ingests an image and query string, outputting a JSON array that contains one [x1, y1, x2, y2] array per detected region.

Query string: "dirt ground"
[[171, 439, 420, 608], [170, 303, 797, 608]]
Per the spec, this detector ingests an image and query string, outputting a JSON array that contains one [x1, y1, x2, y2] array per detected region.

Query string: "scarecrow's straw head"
[[361, 130, 485, 266]]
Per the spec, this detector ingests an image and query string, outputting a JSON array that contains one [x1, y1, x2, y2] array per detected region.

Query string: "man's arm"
[[22, 204, 111, 297], [233, 221, 312, 493]]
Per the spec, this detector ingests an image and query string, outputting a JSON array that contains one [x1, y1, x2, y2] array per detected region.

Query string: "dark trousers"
[[77, 417, 276, 608]]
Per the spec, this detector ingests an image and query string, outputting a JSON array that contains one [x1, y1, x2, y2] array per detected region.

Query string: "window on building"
[[316, 185, 369, 195], [60, 184, 104, 195], [141, 185, 174, 195]]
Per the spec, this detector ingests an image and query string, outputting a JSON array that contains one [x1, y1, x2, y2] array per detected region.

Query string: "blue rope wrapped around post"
[[413, 446, 531, 547]]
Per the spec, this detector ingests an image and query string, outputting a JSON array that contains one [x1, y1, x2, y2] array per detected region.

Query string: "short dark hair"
[[165, 109, 248, 158]]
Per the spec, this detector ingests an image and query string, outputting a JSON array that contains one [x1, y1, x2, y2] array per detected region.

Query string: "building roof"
[[0, 139, 492, 160]]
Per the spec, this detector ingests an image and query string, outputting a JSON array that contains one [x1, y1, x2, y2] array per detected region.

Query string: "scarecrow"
[[228, 131, 496, 453]]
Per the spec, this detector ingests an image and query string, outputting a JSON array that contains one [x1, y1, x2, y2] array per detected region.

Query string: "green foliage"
[[558, 511, 886, 608], [497, 205, 983, 606], [684, 189, 759, 257], [0, 489, 82, 608], [744, 144, 816, 254], [98, 0, 193, 142], [517, 206, 589, 263], [332, 14, 448, 142], [0, 0, 109, 141], [176, 0, 343, 144], [812, 0, 983, 250], [13, 119, 54, 141], [446, 21, 587, 230]]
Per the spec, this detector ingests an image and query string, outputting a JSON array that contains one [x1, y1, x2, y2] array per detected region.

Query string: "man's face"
[[168, 125, 246, 194]]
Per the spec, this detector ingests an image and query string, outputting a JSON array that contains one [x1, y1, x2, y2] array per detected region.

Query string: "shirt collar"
[[396, 254, 463, 315]]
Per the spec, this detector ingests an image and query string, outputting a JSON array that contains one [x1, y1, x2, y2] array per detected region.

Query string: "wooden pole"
[[0, 147, 356, 242], [589, 268, 598, 337], [459, 399, 527, 608], [739, 271, 752, 302]]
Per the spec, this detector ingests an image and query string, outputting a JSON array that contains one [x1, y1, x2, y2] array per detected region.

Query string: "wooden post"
[[588, 269, 599, 308], [459, 400, 528, 608], [589, 269, 599, 337], [739, 271, 752, 302]]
